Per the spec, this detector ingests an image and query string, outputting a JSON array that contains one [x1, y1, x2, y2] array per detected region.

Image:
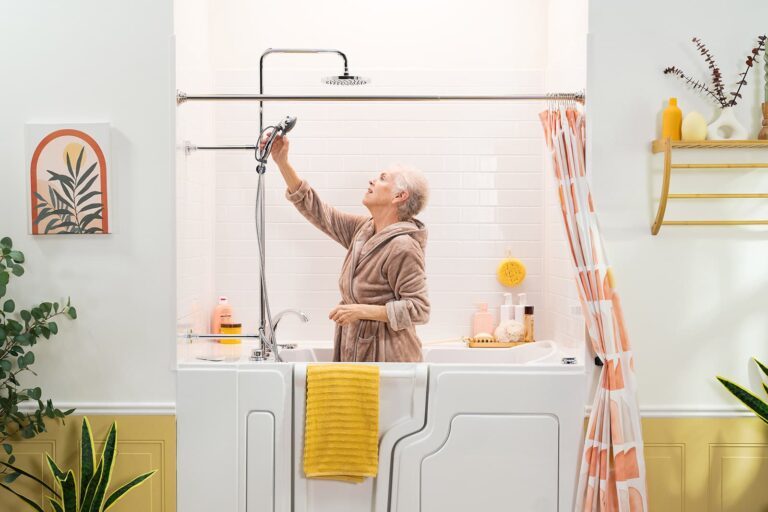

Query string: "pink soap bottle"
[[472, 302, 495, 336], [211, 296, 233, 334]]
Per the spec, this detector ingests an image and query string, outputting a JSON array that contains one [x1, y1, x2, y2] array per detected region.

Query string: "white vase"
[[681, 111, 707, 141], [707, 107, 748, 140]]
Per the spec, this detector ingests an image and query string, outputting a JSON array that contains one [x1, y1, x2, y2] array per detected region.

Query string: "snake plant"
[[717, 357, 768, 423], [0, 417, 156, 511]]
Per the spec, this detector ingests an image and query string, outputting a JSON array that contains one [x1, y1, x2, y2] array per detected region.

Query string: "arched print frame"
[[27, 124, 110, 235]]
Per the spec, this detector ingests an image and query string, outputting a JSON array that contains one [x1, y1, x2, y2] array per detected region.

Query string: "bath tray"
[[463, 336, 531, 348]]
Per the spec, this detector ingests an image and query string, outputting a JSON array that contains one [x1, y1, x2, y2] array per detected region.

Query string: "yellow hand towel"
[[303, 364, 380, 483]]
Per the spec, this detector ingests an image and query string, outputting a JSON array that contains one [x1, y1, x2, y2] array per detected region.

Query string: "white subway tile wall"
[[208, 68, 559, 342], [175, 0, 586, 347], [176, 70, 216, 334]]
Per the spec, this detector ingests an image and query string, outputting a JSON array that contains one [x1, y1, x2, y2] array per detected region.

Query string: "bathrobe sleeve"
[[286, 180, 368, 249], [384, 236, 430, 331]]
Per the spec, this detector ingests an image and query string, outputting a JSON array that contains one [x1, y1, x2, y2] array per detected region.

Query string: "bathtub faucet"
[[253, 309, 309, 362]]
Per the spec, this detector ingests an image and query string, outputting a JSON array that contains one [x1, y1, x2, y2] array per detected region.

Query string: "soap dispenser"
[[499, 293, 513, 323], [514, 293, 527, 322]]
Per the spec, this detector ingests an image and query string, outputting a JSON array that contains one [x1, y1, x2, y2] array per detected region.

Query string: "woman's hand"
[[329, 304, 387, 325], [259, 131, 290, 166]]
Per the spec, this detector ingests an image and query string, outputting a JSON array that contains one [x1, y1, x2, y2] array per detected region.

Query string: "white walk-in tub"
[[177, 340, 586, 512]]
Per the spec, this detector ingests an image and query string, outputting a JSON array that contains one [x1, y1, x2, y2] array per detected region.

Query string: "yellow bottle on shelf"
[[218, 323, 242, 344], [662, 97, 682, 141]]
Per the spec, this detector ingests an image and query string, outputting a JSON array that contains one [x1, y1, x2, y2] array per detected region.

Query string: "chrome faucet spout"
[[272, 309, 310, 332]]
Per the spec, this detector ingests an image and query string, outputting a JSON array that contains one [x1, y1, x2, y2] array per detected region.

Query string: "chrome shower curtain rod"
[[176, 91, 585, 105], [178, 90, 585, 152]]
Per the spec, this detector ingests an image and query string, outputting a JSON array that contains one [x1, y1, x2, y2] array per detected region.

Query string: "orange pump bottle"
[[211, 296, 233, 334]]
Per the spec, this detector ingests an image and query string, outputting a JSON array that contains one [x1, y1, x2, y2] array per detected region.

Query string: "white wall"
[[0, 1, 175, 405], [588, 0, 768, 410], [177, 0, 587, 343]]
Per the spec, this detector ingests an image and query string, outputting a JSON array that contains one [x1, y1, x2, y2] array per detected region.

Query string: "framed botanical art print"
[[27, 123, 111, 235]]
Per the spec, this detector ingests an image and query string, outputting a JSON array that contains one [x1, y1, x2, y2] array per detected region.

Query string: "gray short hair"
[[391, 165, 429, 220]]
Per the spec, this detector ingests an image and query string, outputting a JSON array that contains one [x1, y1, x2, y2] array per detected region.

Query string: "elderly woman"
[[265, 134, 430, 362]]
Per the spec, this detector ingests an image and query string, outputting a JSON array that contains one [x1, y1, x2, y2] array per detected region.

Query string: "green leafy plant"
[[717, 357, 768, 423], [0, 237, 76, 470], [34, 146, 104, 234], [0, 417, 157, 511]]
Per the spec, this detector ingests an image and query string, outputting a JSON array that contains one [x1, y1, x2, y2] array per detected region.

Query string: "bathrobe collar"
[[356, 218, 427, 263]]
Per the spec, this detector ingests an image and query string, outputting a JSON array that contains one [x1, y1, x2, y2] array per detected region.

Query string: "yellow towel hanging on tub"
[[303, 364, 380, 483]]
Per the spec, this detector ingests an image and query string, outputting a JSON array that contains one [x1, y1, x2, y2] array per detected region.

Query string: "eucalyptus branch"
[[664, 35, 768, 108], [728, 35, 767, 106], [692, 37, 728, 106], [663, 66, 726, 107]]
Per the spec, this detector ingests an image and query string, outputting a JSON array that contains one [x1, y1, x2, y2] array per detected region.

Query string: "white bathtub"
[[176, 340, 586, 512]]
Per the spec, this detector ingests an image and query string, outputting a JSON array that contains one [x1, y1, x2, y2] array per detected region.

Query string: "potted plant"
[[0, 417, 156, 511], [664, 35, 767, 140], [717, 357, 768, 423], [0, 237, 76, 471]]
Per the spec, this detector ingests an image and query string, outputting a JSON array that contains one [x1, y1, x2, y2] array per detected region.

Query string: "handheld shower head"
[[323, 73, 370, 86], [275, 115, 297, 134]]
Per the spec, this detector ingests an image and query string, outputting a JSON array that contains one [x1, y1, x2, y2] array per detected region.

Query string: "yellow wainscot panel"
[[642, 417, 768, 512], [0, 415, 175, 512]]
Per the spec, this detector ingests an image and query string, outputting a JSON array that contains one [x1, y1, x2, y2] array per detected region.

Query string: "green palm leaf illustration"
[[65, 152, 75, 179], [79, 213, 102, 231], [76, 163, 98, 189], [50, 188, 74, 212], [48, 498, 64, 512], [75, 147, 84, 178], [76, 191, 101, 207], [34, 208, 53, 225], [46, 171, 74, 194], [78, 175, 99, 198]]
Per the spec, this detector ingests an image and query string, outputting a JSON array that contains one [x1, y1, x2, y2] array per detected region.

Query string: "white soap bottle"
[[499, 293, 513, 323], [514, 293, 527, 322]]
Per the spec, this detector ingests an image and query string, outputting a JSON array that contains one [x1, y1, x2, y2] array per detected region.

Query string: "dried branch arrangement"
[[664, 35, 767, 108]]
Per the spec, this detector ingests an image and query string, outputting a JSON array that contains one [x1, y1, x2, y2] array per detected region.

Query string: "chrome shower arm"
[[259, 48, 350, 130], [260, 48, 349, 78]]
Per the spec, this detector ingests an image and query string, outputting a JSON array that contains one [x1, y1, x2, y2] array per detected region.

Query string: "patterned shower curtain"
[[539, 107, 648, 511]]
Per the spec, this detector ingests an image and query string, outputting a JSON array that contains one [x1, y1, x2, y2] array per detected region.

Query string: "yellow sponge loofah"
[[497, 258, 526, 287]]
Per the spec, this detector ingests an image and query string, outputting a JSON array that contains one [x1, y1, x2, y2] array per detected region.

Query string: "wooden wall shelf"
[[650, 138, 768, 235]]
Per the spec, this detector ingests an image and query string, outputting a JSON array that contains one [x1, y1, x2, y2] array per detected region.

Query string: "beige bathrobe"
[[286, 180, 429, 362]]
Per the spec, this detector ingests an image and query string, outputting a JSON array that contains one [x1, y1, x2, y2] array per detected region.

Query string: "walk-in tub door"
[[421, 414, 558, 511]]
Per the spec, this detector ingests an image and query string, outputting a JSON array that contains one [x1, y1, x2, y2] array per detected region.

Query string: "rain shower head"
[[323, 73, 370, 86]]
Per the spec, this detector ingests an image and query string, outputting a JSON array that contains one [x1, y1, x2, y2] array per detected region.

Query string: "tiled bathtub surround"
[[212, 78, 554, 342], [175, 0, 586, 344]]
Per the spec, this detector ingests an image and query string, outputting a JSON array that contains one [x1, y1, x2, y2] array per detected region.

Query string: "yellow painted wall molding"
[[643, 417, 768, 511], [0, 415, 175, 512]]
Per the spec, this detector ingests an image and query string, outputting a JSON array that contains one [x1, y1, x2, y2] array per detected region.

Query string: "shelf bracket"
[[651, 138, 672, 235]]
